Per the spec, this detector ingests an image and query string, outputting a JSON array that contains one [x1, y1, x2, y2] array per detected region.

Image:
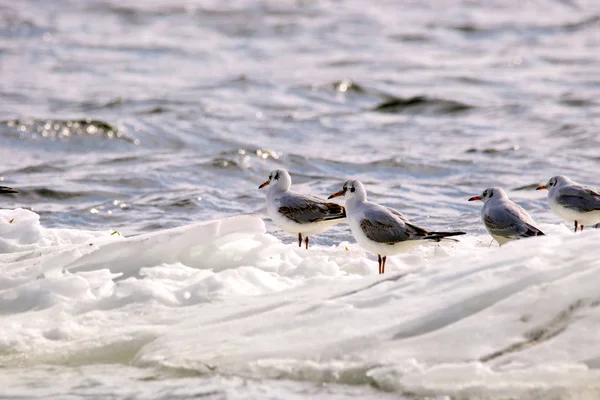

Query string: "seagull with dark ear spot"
[[258, 169, 345, 249], [329, 180, 465, 274], [537, 175, 600, 232], [469, 187, 544, 245], [0, 186, 17, 195]]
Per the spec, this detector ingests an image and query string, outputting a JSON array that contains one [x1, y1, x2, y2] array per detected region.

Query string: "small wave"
[[321, 156, 451, 177], [448, 23, 486, 33], [331, 80, 368, 94], [444, 15, 599, 37], [1, 119, 140, 145], [388, 33, 431, 42], [465, 146, 520, 154], [9, 163, 65, 174], [513, 183, 543, 191], [562, 15, 600, 32], [200, 148, 280, 171], [0, 8, 47, 38], [209, 157, 242, 170], [76, 97, 182, 116], [559, 93, 596, 108], [371, 96, 474, 115], [97, 156, 143, 165], [31, 188, 88, 201], [135, 107, 170, 115], [299, 82, 475, 117], [9, 188, 112, 201], [135, 192, 200, 211]]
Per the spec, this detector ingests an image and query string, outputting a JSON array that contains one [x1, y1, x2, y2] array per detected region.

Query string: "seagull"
[[258, 169, 346, 249], [0, 186, 17, 194], [328, 180, 465, 274], [468, 187, 544, 245], [536, 175, 600, 232]]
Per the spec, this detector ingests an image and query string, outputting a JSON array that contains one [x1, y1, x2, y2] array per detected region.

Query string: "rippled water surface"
[[1, 0, 600, 397]]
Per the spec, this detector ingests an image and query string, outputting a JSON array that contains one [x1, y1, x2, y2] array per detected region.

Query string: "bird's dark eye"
[[483, 190, 487, 197], [269, 175, 272, 180]]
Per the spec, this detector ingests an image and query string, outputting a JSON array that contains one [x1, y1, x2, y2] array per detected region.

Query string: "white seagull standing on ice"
[[468, 187, 544, 245], [328, 180, 465, 274], [259, 169, 346, 249], [536, 175, 600, 232]]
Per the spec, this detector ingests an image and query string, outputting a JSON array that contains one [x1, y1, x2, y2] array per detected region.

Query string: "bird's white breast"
[[548, 195, 600, 226], [266, 190, 342, 235]]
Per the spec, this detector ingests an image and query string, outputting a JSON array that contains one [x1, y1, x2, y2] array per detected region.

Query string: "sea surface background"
[[1, 0, 600, 398]]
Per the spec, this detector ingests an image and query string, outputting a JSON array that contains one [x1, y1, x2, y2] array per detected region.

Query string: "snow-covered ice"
[[1, 208, 600, 398]]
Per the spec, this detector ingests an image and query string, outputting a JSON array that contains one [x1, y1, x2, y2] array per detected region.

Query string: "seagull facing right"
[[0, 186, 17, 195], [468, 187, 544, 246], [328, 180, 465, 274], [536, 175, 600, 232]]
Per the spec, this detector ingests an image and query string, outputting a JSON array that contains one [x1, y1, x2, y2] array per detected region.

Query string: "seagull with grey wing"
[[468, 187, 544, 246], [536, 175, 600, 232], [259, 169, 346, 249], [328, 180, 465, 274]]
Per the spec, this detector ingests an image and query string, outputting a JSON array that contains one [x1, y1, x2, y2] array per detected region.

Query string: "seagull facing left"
[[259, 169, 346, 249], [328, 180, 465, 274], [536, 175, 600, 232], [469, 187, 544, 245], [0, 186, 18, 195]]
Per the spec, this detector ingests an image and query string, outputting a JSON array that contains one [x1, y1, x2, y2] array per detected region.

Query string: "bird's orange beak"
[[468, 195, 482, 201], [258, 180, 270, 189], [536, 185, 547, 191], [328, 190, 345, 199]]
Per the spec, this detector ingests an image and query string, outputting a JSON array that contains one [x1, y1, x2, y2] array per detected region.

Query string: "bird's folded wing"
[[278, 193, 345, 223], [484, 204, 543, 238], [360, 207, 420, 244], [556, 185, 600, 212]]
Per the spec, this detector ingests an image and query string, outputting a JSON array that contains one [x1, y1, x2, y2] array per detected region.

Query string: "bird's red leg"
[[305, 237, 309, 250], [298, 233, 302, 247], [581, 225, 585, 232], [574, 221, 578, 232], [382, 256, 387, 274], [378, 254, 382, 274]]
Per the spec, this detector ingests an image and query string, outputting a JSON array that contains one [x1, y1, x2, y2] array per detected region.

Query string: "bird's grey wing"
[[365, 206, 464, 243], [386, 207, 411, 224], [387, 207, 432, 236], [0, 186, 17, 194], [360, 207, 421, 244], [556, 185, 600, 212], [484, 202, 544, 239], [278, 193, 345, 224]]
